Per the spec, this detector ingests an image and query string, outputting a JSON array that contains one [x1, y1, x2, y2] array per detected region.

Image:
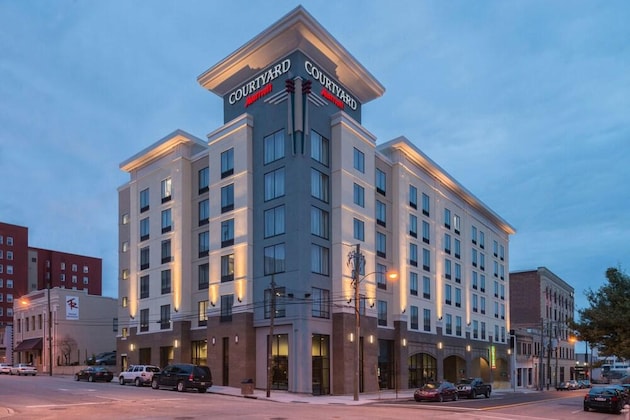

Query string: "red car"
[[414, 381, 459, 402]]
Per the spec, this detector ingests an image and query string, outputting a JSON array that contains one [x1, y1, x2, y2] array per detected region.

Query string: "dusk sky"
[[1, 1, 628, 351]]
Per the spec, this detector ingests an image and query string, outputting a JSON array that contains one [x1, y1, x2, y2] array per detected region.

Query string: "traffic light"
[[285, 79, 295, 93], [302, 79, 312, 94]]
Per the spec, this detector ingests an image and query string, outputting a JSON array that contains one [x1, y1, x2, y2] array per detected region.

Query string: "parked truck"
[[456, 377, 491, 398]]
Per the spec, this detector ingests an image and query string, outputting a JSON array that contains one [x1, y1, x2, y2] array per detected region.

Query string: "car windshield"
[[148, 367, 160, 372], [458, 379, 473, 384], [422, 382, 440, 390]]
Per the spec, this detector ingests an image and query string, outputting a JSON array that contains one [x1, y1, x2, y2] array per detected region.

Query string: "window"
[[72, 264, 77, 272], [264, 244, 285, 275], [454, 238, 461, 259], [140, 188, 149, 212], [198, 167, 209, 194], [221, 219, 234, 247], [198, 231, 209, 257], [480, 296, 486, 314], [444, 258, 451, 279], [473, 320, 479, 339], [472, 249, 478, 267], [140, 247, 150, 270], [221, 148, 234, 178], [311, 131, 329, 166], [409, 243, 418, 267], [265, 287, 286, 318], [310, 207, 329, 239], [472, 294, 478, 312], [221, 184, 234, 212], [160, 304, 171, 329], [472, 226, 478, 244], [480, 253, 486, 271], [422, 248, 430, 272], [161, 239, 171, 264], [445, 284, 452, 305], [312, 287, 330, 318], [410, 306, 419, 330], [423, 309, 431, 332], [140, 275, 149, 299], [376, 232, 386, 258], [409, 214, 418, 238], [455, 263, 462, 283], [453, 214, 460, 234], [445, 314, 452, 335], [198, 199, 209, 226], [311, 244, 329, 275], [198, 263, 209, 290], [311, 168, 329, 202], [444, 233, 451, 254], [122, 269, 129, 280], [423, 276, 431, 299], [140, 309, 149, 332], [376, 263, 387, 290], [481, 322, 486, 340], [140, 217, 149, 241], [122, 213, 129, 225], [377, 300, 387, 326], [353, 147, 365, 173], [422, 193, 430, 216], [264, 130, 285, 164], [444, 208, 451, 229], [456, 316, 462, 336], [493, 240, 499, 257], [122, 241, 129, 253], [198, 300, 208, 326], [265, 206, 285, 238], [161, 269, 171, 294], [161, 177, 172, 203], [221, 254, 234, 282], [161, 209, 172, 233], [220, 295, 234, 322], [353, 183, 365, 207], [375, 168, 386, 195], [353, 218, 365, 241], [494, 281, 499, 298], [409, 185, 417, 209], [410, 272, 418, 296], [499, 244, 505, 261], [479, 231, 485, 249], [376, 200, 386, 227], [455, 288, 462, 308], [265, 167, 285, 201], [494, 261, 499, 278]]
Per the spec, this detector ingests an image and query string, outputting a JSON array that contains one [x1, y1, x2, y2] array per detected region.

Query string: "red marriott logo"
[[245, 83, 273, 107], [321, 88, 344, 109]]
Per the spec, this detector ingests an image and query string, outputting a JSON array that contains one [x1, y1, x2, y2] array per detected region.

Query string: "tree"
[[572, 267, 630, 359]]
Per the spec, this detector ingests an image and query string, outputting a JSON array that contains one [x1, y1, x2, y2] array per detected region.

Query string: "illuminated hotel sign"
[[228, 58, 292, 106], [304, 61, 357, 110]]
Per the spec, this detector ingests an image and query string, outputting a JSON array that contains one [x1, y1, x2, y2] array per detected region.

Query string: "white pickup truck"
[[10, 363, 37, 376], [118, 365, 160, 386]]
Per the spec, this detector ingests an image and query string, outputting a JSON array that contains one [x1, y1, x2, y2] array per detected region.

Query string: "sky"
[[1, 1, 629, 349]]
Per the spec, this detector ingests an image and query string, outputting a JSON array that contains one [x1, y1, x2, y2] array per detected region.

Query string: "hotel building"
[[117, 6, 515, 395]]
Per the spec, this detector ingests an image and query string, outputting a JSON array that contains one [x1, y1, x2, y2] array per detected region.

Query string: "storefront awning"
[[14, 337, 43, 352]]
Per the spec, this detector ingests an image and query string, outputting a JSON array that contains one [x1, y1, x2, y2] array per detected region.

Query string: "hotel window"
[[160, 304, 171, 329], [472, 271, 478, 289], [140, 247, 150, 270], [423, 275, 431, 299], [422, 193, 430, 216], [501, 303, 505, 320], [6, 293, 12, 302], [221, 219, 234, 247], [198, 263, 209, 290], [409, 243, 418, 267], [375, 168, 386, 196], [453, 214, 461, 235], [410, 272, 418, 296], [311, 244, 329, 275], [72, 275, 77, 283], [376, 263, 387, 290], [311, 131, 329, 166], [473, 320, 479, 339], [140, 217, 149, 241], [495, 325, 500, 342], [161, 177, 172, 203], [161, 239, 171, 264], [312, 287, 330, 318], [409, 214, 418, 238], [161, 270, 171, 294], [377, 300, 387, 326], [72, 264, 77, 272], [140, 309, 149, 332], [122, 327, 128, 338], [410, 306, 419, 330], [6, 236, 13, 246], [409, 185, 417, 209], [422, 248, 430, 272], [83, 276, 88, 285], [445, 314, 452, 335], [376, 200, 386, 227], [310, 168, 329, 203], [264, 244, 285, 275], [264, 287, 286, 318], [220, 295, 234, 322], [444, 208, 451, 229], [199, 199, 209, 226], [198, 166, 209, 194], [0, 293, 3, 302], [353, 183, 365, 207], [161, 209, 172, 233], [221, 184, 235, 212], [454, 238, 461, 259], [480, 296, 486, 314], [499, 244, 505, 261], [456, 316, 462, 336], [481, 322, 486, 340], [500, 264, 505, 280], [310, 206, 329, 239], [455, 263, 461, 283], [221, 148, 234, 178], [480, 253, 485, 271], [353, 218, 365, 241], [494, 261, 499, 278], [264, 205, 285, 238], [198, 231, 209, 257], [493, 240, 499, 257], [6, 265, 12, 275], [455, 288, 462, 308], [472, 249, 478, 267], [479, 231, 485, 249], [353, 147, 365, 173], [140, 188, 149, 212], [264, 130, 285, 164], [444, 259, 451, 279], [221, 254, 234, 282], [422, 221, 430, 244], [494, 281, 499, 298], [472, 294, 478, 312], [376, 232, 386, 258], [140, 275, 149, 299], [198, 300, 208, 326], [444, 233, 451, 254], [6, 280, 12, 288], [423, 309, 431, 332], [6, 308, 12, 317], [472, 226, 478, 244], [265, 167, 286, 201], [445, 284, 452, 305]]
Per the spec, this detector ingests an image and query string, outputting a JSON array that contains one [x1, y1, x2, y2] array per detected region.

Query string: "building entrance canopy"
[[14, 337, 43, 352]]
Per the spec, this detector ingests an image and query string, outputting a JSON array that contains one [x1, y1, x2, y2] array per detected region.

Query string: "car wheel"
[[485, 390, 490, 398], [119, 376, 125, 385], [470, 390, 476, 399], [176, 381, 186, 392], [583, 405, 589, 412], [198, 387, 207, 393], [453, 392, 458, 401], [414, 396, 421, 402], [88, 375, 94, 382], [438, 394, 443, 402], [74, 374, 80, 381], [151, 379, 160, 390], [135, 378, 142, 387]]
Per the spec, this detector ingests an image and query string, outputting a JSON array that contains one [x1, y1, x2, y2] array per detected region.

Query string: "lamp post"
[[47, 279, 53, 376]]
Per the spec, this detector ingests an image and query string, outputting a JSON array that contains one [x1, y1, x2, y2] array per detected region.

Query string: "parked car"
[[414, 381, 459, 402], [584, 387, 624, 414], [75, 366, 114, 382], [87, 351, 116, 365], [578, 379, 591, 388], [119, 365, 161, 387], [10, 363, 37, 376], [456, 377, 491, 398], [151, 363, 212, 393], [0, 363, 12, 374], [556, 380, 579, 391]]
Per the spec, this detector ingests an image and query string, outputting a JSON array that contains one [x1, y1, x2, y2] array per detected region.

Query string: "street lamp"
[[347, 244, 398, 401]]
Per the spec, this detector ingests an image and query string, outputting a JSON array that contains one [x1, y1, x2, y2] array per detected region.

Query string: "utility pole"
[[547, 320, 552, 390], [353, 244, 361, 402], [47, 279, 53, 376], [266, 275, 276, 398], [539, 318, 544, 391]]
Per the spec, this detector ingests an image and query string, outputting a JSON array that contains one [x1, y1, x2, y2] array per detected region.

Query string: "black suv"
[[151, 363, 212, 393]]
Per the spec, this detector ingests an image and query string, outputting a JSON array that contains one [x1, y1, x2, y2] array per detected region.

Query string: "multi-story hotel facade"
[[117, 7, 515, 395]]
